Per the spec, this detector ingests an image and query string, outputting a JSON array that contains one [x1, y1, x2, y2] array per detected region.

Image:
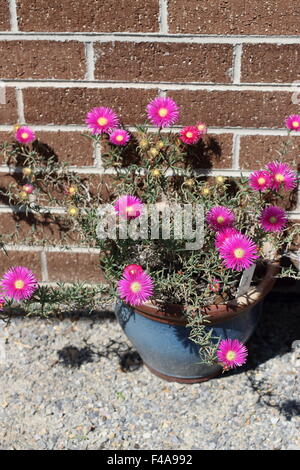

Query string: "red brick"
[[0, 0, 10, 31], [16, 0, 159, 32], [239, 135, 300, 170], [0, 41, 86, 79], [47, 252, 104, 283], [168, 1, 300, 35], [240, 135, 299, 211], [94, 42, 233, 83], [0, 211, 83, 246], [242, 44, 300, 83], [0, 250, 42, 279], [169, 90, 300, 128], [23, 87, 157, 125], [179, 133, 233, 169], [0, 131, 94, 166], [33, 131, 94, 166], [0, 88, 18, 124]]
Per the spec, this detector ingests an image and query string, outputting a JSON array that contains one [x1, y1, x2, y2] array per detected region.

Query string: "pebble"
[[0, 293, 299, 450]]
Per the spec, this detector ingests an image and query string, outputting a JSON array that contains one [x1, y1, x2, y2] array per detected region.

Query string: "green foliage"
[[0, 128, 299, 365]]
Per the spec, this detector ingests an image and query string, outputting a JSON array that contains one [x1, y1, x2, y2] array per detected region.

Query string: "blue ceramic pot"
[[115, 300, 263, 383], [115, 264, 277, 383]]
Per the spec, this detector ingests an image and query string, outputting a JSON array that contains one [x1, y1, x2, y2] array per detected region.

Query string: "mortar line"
[[8, 0, 18, 32], [232, 134, 241, 170], [2, 32, 300, 44], [85, 42, 95, 80], [0, 165, 297, 178], [2, 80, 300, 91], [233, 44, 242, 84], [159, 0, 169, 34], [15, 87, 25, 123], [2, 244, 101, 254], [40, 250, 49, 282], [0, 124, 298, 136], [94, 140, 103, 169], [1, 205, 299, 219]]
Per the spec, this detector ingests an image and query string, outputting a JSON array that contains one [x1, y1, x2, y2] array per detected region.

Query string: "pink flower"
[[0, 293, 5, 311], [267, 161, 297, 191], [219, 233, 258, 271], [15, 126, 36, 144], [209, 279, 221, 293], [217, 339, 248, 369], [260, 206, 288, 232], [196, 122, 207, 135], [215, 227, 240, 250], [249, 170, 271, 192], [1, 266, 38, 301], [22, 184, 34, 195], [285, 115, 300, 132], [118, 270, 154, 306], [147, 97, 179, 128], [114, 195, 143, 219], [85, 107, 119, 134], [179, 126, 201, 145], [123, 264, 143, 276], [109, 129, 130, 146], [206, 206, 236, 231]]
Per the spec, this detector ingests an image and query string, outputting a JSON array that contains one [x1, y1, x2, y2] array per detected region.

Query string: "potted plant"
[[0, 101, 299, 383]]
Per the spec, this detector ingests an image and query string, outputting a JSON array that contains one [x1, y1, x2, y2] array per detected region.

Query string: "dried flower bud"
[[151, 169, 161, 178], [67, 206, 78, 217], [149, 147, 159, 158], [22, 167, 32, 177]]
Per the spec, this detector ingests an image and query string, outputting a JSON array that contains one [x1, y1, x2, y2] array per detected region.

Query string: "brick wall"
[[0, 0, 299, 283]]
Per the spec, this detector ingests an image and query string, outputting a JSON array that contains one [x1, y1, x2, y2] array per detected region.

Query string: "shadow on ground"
[[57, 339, 143, 373]]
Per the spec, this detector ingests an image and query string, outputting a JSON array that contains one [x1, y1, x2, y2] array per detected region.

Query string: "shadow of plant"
[[246, 373, 300, 422], [57, 338, 143, 372]]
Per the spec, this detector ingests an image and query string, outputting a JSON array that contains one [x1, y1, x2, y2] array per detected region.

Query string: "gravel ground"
[[0, 290, 299, 450]]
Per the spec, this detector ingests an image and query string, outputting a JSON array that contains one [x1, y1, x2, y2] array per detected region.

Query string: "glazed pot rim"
[[132, 262, 279, 326]]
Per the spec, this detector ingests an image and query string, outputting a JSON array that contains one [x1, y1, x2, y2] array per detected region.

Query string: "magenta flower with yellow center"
[[0, 293, 5, 311], [249, 170, 271, 192], [209, 279, 221, 293], [123, 264, 144, 276], [114, 195, 143, 220], [1, 266, 38, 301], [217, 339, 248, 369], [215, 227, 240, 250], [22, 184, 34, 195], [15, 126, 36, 144], [109, 129, 130, 146], [267, 161, 297, 191], [196, 122, 207, 135], [260, 206, 288, 232], [179, 126, 201, 145], [206, 206, 235, 231], [118, 270, 154, 306], [147, 97, 179, 128], [85, 107, 119, 134], [219, 233, 258, 271], [285, 115, 300, 131]]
